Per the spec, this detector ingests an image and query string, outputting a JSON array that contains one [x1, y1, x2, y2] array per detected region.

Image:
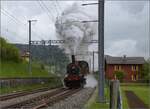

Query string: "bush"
[[114, 71, 126, 81], [140, 61, 150, 81], [41, 64, 45, 70], [0, 37, 21, 62]]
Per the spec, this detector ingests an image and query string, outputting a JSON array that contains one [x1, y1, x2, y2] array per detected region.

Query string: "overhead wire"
[[53, 1, 60, 17], [55, 0, 63, 12], [1, 9, 43, 40], [38, 0, 55, 22], [36, 0, 58, 41], [1, 26, 28, 43]]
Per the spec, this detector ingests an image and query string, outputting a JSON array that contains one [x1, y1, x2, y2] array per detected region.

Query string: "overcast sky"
[[1, 0, 149, 60]]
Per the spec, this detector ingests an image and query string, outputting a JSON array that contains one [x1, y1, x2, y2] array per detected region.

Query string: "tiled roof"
[[105, 55, 145, 64]]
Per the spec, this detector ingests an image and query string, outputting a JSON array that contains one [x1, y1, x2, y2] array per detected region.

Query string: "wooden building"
[[105, 55, 145, 81], [20, 51, 29, 62]]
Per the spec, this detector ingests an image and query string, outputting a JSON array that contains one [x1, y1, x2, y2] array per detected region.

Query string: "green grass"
[[0, 61, 54, 77], [85, 87, 109, 109], [0, 61, 63, 95], [121, 84, 150, 109], [85, 83, 150, 109]]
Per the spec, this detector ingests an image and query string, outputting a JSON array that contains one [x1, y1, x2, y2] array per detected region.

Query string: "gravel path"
[[47, 87, 95, 109]]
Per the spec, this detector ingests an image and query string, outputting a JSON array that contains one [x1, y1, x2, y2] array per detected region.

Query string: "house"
[[20, 51, 29, 62], [105, 55, 145, 81]]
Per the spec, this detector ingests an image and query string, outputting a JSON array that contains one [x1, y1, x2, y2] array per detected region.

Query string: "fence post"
[[110, 80, 120, 109]]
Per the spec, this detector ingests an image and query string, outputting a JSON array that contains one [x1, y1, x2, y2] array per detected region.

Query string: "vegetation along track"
[[0, 87, 57, 101], [2, 88, 81, 109]]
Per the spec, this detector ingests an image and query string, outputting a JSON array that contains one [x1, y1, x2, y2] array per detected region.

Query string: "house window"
[[114, 65, 121, 71], [132, 65, 138, 71], [131, 74, 138, 81]]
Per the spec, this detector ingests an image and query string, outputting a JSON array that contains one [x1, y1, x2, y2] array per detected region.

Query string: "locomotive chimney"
[[71, 55, 75, 63]]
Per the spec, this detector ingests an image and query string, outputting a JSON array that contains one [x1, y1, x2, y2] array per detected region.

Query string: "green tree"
[[0, 37, 21, 62], [141, 60, 150, 80], [114, 71, 126, 82]]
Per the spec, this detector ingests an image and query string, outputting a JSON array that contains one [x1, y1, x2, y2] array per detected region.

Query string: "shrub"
[[0, 37, 21, 62], [41, 64, 45, 70], [140, 61, 150, 81], [114, 71, 126, 81]]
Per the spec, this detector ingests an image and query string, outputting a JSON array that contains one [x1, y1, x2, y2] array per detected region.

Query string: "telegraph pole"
[[81, 0, 105, 102], [98, 0, 105, 102], [28, 20, 37, 76], [93, 51, 95, 73]]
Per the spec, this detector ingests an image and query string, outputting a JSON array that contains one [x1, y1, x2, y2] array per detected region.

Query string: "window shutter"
[[131, 66, 133, 71], [136, 65, 138, 71], [114, 65, 116, 71]]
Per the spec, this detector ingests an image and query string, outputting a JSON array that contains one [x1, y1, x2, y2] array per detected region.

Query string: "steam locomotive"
[[64, 55, 89, 88]]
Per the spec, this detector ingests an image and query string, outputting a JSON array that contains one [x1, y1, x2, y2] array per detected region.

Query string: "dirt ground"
[[125, 91, 149, 109]]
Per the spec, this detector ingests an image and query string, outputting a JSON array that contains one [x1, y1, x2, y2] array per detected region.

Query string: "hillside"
[[15, 44, 69, 73], [0, 37, 58, 77], [0, 61, 52, 78]]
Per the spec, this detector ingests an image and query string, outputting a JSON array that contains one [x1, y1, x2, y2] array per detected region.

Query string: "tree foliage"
[[114, 70, 126, 81], [15, 44, 70, 74], [141, 60, 150, 80], [0, 37, 21, 62]]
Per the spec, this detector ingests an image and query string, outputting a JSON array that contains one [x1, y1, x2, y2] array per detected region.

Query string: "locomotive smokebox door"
[[64, 55, 89, 88]]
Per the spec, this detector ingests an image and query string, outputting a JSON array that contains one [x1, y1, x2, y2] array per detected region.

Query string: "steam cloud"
[[55, 3, 96, 55], [85, 74, 97, 88]]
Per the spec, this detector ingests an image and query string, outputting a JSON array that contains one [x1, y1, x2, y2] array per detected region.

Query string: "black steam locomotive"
[[64, 55, 89, 88]]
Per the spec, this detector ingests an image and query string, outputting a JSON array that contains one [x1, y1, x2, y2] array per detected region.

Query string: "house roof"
[[105, 55, 145, 65]]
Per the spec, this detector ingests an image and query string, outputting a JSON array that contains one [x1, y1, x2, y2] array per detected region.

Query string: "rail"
[[0, 87, 58, 101], [2, 88, 81, 109]]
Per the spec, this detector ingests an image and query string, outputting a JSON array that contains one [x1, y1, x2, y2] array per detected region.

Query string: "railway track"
[[2, 88, 81, 109], [0, 87, 58, 101]]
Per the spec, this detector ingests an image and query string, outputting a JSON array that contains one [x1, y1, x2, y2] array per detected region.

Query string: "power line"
[[1, 9, 43, 40], [1, 9, 27, 26], [55, 0, 63, 13], [3, 9, 45, 40], [1, 26, 28, 43], [53, 1, 61, 16], [36, 1, 57, 40], [38, 0, 55, 22]]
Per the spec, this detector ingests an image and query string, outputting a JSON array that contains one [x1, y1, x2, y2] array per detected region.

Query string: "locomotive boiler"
[[64, 55, 89, 88]]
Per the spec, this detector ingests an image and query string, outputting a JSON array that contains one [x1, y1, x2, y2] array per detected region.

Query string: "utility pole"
[[98, 0, 105, 102], [81, 0, 105, 102], [28, 20, 37, 76], [93, 51, 95, 73]]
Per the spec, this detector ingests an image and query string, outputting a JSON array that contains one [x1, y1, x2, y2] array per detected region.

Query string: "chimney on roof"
[[123, 55, 126, 60]]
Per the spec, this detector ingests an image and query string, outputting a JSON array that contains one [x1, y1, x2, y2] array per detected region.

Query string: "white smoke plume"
[[55, 3, 96, 55], [85, 74, 97, 88]]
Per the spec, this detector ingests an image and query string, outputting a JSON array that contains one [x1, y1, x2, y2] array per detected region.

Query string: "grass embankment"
[[85, 87, 109, 109], [85, 81, 150, 109], [85, 72, 109, 109], [0, 61, 62, 94], [121, 83, 150, 109], [0, 61, 53, 77]]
